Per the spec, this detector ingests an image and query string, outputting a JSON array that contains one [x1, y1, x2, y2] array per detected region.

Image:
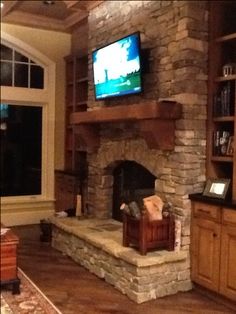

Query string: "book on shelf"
[[213, 130, 231, 156], [213, 81, 235, 117]]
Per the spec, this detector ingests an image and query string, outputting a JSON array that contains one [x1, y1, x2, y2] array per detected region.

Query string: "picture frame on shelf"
[[226, 136, 234, 156], [203, 178, 231, 200]]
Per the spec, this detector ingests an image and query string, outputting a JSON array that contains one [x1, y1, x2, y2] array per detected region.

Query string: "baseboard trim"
[[1, 209, 55, 226], [193, 283, 236, 312]]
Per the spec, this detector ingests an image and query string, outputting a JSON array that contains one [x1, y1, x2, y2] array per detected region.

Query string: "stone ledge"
[[51, 217, 192, 303], [50, 217, 187, 266]]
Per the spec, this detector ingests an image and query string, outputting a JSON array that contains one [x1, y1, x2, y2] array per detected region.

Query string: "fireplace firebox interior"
[[112, 160, 156, 221]]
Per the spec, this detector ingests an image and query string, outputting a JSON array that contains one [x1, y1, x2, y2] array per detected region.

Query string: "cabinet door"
[[191, 218, 221, 292], [220, 225, 236, 301]]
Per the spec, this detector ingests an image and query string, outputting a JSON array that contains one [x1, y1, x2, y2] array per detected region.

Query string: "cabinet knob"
[[213, 233, 217, 237]]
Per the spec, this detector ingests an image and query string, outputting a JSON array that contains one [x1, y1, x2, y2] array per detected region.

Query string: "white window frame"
[[1, 32, 55, 218]]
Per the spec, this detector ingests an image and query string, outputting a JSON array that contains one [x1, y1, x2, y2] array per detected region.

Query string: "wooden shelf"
[[215, 75, 236, 82], [207, 1, 236, 201], [64, 53, 88, 171], [213, 116, 235, 122], [76, 101, 88, 106], [70, 101, 182, 152], [76, 77, 88, 83], [70, 101, 181, 124], [211, 156, 233, 162], [215, 32, 236, 43]]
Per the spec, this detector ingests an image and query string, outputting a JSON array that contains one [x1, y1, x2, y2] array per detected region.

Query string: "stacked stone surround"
[[86, 0, 208, 251], [51, 217, 192, 303], [61, 0, 209, 301]]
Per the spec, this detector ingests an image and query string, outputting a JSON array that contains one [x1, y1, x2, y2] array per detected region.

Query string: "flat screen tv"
[[92, 32, 142, 100]]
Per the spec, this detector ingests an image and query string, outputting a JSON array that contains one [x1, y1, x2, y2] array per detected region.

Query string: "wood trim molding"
[[70, 101, 181, 124], [71, 101, 182, 152], [1, 1, 19, 18], [3, 10, 66, 32]]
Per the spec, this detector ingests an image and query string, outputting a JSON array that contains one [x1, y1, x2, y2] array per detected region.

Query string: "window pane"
[[1, 61, 13, 86], [15, 63, 29, 87], [1, 45, 13, 61], [30, 65, 44, 89], [0, 105, 42, 196], [15, 51, 28, 63]]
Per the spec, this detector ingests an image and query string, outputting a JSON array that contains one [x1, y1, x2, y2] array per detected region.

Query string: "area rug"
[[1, 268, 62, 314]]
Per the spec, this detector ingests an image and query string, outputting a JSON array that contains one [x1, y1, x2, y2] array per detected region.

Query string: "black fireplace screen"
[[112, 161, 156, 221]]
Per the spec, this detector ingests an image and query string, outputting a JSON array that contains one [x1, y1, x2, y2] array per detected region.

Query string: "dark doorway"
[[112, 161, 156, 222]]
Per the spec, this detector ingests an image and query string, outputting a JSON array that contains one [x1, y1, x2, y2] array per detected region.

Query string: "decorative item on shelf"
[[226, 136, 234, 156], [219, 131, 230, 155], [203, 178, 231, 200], [213, 130, 231, 156], [222, 63, 236, 77], [213, 81, 234, 117]]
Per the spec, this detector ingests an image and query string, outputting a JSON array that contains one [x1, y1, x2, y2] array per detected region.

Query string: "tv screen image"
[[92, 32, 142, 100], [0, 104, 9, 119]]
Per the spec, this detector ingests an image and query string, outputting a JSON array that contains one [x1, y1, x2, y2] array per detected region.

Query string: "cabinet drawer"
[[1, 245, 16, 257], [1, 256, 16, 265], [193, 202, 220, 222], [222, 208, 236, 226], [1, 266, 17, 281]]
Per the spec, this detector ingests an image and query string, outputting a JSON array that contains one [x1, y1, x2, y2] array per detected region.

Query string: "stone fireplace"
[[74, 0, 208, 254], [54, 101, 196, 302], [52, 0, 209, 303], [71, 99, 192, 252], [86, 135, 180, 220]]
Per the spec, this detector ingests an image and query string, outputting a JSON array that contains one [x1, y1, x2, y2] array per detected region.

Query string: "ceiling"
[[1, 0, 104, 32]]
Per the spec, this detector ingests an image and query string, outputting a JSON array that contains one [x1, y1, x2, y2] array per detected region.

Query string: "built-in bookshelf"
[[207, 1, 236, 200], [64, 54, 88, 171], [55, 54, 88, 212]]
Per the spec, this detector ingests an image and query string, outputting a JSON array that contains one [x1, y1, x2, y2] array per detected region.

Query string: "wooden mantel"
[[70, 101, 182, 152]]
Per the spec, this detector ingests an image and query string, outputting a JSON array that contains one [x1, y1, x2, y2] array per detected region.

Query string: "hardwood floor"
[[12, 225, 235, 314]]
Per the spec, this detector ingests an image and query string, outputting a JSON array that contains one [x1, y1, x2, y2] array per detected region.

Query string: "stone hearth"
[[51, 217, 191, 304]]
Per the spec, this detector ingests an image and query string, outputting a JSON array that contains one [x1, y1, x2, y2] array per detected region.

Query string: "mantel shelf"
[[70, 101, 182, 152], [70, 101, 181, 124]]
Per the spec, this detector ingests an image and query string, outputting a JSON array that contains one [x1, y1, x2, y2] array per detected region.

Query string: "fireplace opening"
[[112, 161, 156, 222]]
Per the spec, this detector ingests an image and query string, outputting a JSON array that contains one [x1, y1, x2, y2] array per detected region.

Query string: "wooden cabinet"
[[64, 54, 88, 171], [1, 228, 20, 294], [191, 210, 221, 291], [219, 208, 236, 300], [55, 170, 81, 212], [207, 2, 236, 200], [191, 199, 236, 302]]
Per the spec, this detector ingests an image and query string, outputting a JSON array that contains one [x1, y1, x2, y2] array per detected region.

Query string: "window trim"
[[1, 32, 55, 205]]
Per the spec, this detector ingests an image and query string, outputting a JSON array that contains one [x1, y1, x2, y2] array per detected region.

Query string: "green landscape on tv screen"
[[92, 32, 142, 100]]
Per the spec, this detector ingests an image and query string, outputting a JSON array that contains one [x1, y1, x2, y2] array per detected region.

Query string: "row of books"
[[213, 81, 235, 117], [213, 130, 234, 156]]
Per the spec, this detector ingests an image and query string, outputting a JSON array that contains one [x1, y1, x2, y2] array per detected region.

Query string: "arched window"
[[1, 33, 55, 224], [1, 44, 44, 89]]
